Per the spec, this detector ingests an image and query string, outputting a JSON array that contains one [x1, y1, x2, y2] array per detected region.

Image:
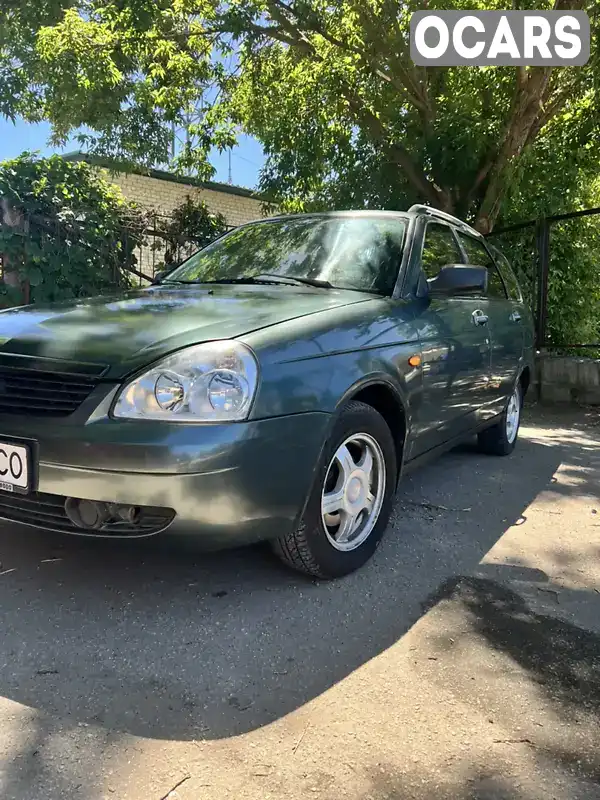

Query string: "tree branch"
[[466, 0, 586, 231], [239, 6, 443, 207], [474, 66, 554, 232], [524, 75, 584, 147], [342, 92, 443, 207], [261, 0, 435, 125]]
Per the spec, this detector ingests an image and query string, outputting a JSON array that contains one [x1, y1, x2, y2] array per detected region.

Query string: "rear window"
[[487, 243, 523, 302]]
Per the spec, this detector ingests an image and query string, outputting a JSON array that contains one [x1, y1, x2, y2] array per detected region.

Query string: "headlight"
[[112, 341, 259, 422]]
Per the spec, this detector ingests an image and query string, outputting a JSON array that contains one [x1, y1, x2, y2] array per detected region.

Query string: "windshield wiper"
[[161, 275, 333, 288], [255, 273, 333, 288], [162, 277, 263, 285], [257, 275, 384, 294]]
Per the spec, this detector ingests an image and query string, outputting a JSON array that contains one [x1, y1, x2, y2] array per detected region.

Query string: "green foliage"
[[226, 0, 600, 233], [0, 0, 234, 175], [4, 0, 599, 233], [159, 196, 228, 267], [491, 138, 600, 348], [0, 153, 145, 304], [547, 217, 600, 348]]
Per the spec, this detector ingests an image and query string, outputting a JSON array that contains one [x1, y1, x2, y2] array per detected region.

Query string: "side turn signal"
[[408, 355, 422, 368]]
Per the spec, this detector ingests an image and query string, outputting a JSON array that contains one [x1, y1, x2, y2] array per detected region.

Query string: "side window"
[[487, 244, 523, 302], [421, 223, 463, 280], [456, 233, 507, 298]]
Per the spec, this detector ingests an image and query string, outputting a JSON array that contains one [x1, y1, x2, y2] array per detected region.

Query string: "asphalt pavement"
[[0, 405, 598, 800]]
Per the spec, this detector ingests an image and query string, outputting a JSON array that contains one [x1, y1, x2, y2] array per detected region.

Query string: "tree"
[[0, 0, 236, 176], [158, 196, 228, 268], [2, 0, 600, 232], [0, 153, 146, 304], [226, 0, 600, 232]]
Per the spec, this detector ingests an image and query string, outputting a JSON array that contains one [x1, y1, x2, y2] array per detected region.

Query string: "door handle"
[[509, 311, 522, 322], [472, 309, 489, 326]]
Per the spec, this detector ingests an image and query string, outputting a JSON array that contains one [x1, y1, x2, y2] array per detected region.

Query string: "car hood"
[[0, 284, 371, 378]]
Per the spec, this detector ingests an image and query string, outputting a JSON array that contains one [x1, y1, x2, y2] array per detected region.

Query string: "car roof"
[[237, 207, 482, 238], [249, 210, 410, 223]]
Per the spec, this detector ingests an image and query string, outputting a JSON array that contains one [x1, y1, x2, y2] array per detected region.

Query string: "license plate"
[[0, 441, 30, 493]]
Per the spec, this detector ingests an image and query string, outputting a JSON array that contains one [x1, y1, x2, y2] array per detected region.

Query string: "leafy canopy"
[[2, 0, 600, 231], [225, 0, 600, 232], [1, 0, 236, 177], [0, 153, 144, 304]]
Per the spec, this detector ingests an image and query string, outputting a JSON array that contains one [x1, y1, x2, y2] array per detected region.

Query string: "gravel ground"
[[0, 405, 598, 800]]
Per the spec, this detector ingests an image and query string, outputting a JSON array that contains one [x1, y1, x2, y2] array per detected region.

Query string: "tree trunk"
[[476, 67, 551, 231]]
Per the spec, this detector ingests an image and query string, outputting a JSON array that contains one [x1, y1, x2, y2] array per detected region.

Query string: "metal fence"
[[488, 207, 600, 352], [0, 209, 235, 300], [127, 213, 235, 285], [128, 212, 186, 285]]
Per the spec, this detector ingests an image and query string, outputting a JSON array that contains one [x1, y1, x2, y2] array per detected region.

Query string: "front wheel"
[[272, 401, 398, 579], [478, 382, 522, 456]]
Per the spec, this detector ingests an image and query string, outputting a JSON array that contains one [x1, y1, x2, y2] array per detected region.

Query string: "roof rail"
[[408, 204, 474, 231]]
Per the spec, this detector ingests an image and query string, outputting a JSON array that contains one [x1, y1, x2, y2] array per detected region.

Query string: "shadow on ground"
[[0, 408, 598, 799], [426, 573, 600, 779], [337, 570, 600, 800]]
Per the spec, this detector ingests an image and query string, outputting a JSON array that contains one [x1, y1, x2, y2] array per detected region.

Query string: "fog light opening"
[[64, 498, 144, 530]]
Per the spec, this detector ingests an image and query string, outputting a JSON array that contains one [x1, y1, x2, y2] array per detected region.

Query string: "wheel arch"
[[336, 377, 408, 479], [519, 365, 531, 399]]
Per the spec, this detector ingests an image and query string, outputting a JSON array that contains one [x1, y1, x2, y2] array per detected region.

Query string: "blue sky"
[[0, 118, 266, 189]]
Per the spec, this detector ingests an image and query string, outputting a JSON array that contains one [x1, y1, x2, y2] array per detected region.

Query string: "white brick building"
[[65, 153, 272, 278], [65, 152, 269, 226]]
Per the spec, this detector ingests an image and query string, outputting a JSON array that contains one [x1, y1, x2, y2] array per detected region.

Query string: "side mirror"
[[428, 264, 488, 296]]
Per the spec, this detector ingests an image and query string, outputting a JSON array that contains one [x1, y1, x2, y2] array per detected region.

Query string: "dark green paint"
[[0, 285, 372, 378], [0, 208, 534, 547]]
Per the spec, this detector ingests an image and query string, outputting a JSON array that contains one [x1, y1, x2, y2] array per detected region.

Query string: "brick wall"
[[89, 169, 274, 280], [101, 170, 266, 227]]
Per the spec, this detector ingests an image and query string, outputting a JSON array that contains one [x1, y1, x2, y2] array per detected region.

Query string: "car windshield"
[[163, 215, 407, 295]]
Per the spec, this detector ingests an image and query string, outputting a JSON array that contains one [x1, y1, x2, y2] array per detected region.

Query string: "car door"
[[455, 232, 523, 417], [488, 240, 532, 354], [409, 220, 492, 459]]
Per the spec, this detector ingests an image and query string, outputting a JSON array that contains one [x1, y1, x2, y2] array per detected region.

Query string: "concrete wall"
[[102, 170, 266, 227], [537, 355, 600, 406]]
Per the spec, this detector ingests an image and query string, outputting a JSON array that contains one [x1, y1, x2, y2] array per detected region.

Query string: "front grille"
[[0, 490, 175, 536], [0, 367, 100, 417]]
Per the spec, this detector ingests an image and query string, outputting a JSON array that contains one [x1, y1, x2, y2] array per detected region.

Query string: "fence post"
[[535, 217, 550, 348]]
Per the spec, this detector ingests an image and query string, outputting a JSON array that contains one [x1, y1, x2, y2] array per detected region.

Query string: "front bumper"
[[0, 411, 331, 547]]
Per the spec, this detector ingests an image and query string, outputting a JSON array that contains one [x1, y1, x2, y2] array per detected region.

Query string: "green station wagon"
[[0, 205, 533, 578]]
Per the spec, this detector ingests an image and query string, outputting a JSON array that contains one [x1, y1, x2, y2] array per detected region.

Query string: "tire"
[[478, 382, 522, 456], [272, 400, 398, 579]]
